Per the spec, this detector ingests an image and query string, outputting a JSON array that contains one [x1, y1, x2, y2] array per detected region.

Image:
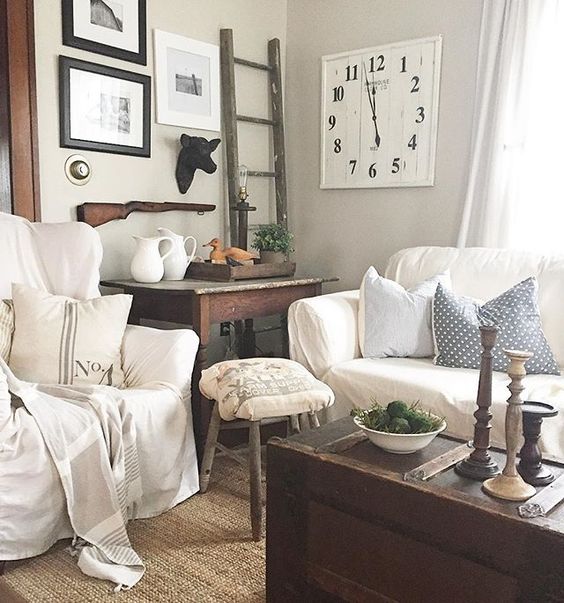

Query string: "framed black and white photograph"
[[59, 56, 151, 157], [62, 0, 147, 65], [154, 30, 220, 132]]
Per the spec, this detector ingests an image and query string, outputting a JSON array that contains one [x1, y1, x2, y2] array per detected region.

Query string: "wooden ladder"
[[220, 29, 288, 248]]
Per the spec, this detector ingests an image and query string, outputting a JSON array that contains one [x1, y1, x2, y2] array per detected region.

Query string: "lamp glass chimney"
[[238, 164, 248, 189]]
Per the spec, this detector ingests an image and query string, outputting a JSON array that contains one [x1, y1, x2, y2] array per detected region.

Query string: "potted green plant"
[[251, 223, 294, 263]]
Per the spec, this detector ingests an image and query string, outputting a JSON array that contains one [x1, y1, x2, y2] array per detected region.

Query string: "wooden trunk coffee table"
[[266, 417, 564, 602]]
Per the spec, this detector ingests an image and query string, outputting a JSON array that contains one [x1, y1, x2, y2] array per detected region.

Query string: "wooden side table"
[[101, 276, 336, 457]]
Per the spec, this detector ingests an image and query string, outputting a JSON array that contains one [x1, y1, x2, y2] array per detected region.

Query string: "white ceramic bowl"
[[353, 415, 447, 454]]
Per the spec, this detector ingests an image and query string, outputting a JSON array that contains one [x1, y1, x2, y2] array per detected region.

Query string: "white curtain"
[[458, 0, 564, 253]]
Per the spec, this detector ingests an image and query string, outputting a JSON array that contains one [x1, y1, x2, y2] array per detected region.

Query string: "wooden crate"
[[185, 261, 296, 282]]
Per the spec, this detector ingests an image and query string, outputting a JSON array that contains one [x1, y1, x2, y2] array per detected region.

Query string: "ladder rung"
[[248, 170, 276, 178], [237, 114, 275, 126], [234, 57, 271, 71]]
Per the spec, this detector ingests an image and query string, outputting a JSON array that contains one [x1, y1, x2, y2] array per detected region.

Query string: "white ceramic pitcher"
[[157, 227, 197, 280], [130, 235, 174, 283]]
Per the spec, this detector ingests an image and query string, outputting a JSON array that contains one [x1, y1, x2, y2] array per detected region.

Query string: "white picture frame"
[[154, 30, 220, 132]]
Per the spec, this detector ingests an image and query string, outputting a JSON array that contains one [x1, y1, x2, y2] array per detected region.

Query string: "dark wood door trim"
[[0, 0, 11, 214], [0, 0, 40, 220]]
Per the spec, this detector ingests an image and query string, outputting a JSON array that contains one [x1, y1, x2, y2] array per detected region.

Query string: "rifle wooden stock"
[[76, 201, 216, 227]]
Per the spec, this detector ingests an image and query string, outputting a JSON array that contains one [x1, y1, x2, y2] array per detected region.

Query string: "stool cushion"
[[199, 358, 335, 421]]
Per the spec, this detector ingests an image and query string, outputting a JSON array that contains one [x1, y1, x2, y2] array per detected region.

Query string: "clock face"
[[320, 36, 442, 189]]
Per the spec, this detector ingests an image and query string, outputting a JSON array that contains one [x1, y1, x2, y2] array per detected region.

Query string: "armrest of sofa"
[[288, 290, 360, 380], [121, 325, 199, 398]]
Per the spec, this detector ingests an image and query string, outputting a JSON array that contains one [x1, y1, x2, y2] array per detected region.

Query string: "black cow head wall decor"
[[175, 134, 221, 194]]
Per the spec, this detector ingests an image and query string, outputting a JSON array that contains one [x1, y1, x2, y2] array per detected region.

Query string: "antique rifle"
[[76, 201, 216, 228]]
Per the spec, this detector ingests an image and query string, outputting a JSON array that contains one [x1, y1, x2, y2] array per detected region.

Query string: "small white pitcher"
[[130, 235, 174, 283], [157, 227, 197, 280]]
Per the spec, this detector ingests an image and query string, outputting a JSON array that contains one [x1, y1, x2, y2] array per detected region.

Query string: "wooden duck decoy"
[[204, 238, 258, 264]]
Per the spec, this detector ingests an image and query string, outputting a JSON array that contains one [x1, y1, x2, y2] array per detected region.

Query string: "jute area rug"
[[0, 456, 266, 602]]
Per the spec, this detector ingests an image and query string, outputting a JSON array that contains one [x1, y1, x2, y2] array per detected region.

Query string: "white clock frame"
[[320, 36, 442, 189]]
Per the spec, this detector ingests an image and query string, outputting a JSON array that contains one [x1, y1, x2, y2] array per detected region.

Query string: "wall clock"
[[320, 36, 442, 189]]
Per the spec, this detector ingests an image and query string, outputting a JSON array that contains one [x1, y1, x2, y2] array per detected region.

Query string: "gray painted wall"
[[285, 0, 483, 291], [34, 0, 483, 295]]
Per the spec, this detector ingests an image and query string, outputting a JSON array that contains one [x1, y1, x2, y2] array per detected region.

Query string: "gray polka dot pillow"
[[433, 278, 560, 375]]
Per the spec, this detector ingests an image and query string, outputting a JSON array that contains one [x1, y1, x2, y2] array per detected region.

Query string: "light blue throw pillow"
[[433, 278, 560, 375], [360, 267, 451, 358]]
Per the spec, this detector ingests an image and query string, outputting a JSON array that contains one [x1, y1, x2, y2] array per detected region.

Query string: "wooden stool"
[[198, 357, 335, 541], [199, 398, 320, 541]]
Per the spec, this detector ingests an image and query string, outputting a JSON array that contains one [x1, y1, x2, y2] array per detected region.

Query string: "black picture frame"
[[62, 0, 147, 65], [59, 56, 151, 157]]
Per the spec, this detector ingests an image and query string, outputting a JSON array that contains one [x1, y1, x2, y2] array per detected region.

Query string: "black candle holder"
[[518, 401, 558, 487]]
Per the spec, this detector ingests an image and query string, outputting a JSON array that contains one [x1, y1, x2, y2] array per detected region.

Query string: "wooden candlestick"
[[483, 350, 536, 501], [518, 401, 558, 486], [456, 325, 500, 480]]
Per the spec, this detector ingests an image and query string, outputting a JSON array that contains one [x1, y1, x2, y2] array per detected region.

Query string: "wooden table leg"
[[234, 320, 243, 357], [192, 295, 210, 464], [128, 296, 142, 326], [281, 312, 289, 358], [242, 318, 255, 358]]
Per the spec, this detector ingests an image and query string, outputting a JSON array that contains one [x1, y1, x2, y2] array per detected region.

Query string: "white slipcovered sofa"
[[0, 213, 200, 563], [289, 246, 564, 461]]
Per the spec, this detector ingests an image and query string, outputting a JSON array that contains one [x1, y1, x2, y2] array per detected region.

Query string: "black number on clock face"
[[334, 138, 342, 153], [333, 86, 344, 102], [408, 134, 417, 150], [410, 76, 420, 93], [349, 159, 357, 174], [328, 115, 336, 130], [345, 64, 358, 81], [368, 163, 377, 178], [391, 158, 400, 174], [369, 55, 385, 73], [415, 107, 425, 123], [400, 56, 407, 73]]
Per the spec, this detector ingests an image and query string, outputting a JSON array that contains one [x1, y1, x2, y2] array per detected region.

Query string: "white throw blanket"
[[0, 358, 145, 590]]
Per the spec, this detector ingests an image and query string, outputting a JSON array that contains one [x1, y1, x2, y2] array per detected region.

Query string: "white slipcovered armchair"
[[0, 212, 200, 563]]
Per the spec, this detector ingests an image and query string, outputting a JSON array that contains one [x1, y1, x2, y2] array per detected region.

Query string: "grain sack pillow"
[[359, 267, 451, 358], [9, 283, 132, 387], [433, 278, 559, 375], [199, 358, 335, 421], [0, 300, 14, 361]]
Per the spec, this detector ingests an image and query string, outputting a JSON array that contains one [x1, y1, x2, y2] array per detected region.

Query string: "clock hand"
[[372, 117, 381, 148], [363, 65, 375, 113], [363, 65, 380, 148], [370, 71, 381, 148]]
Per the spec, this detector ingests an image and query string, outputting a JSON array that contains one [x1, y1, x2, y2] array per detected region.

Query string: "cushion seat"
[[199, 358, 334, 421]]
